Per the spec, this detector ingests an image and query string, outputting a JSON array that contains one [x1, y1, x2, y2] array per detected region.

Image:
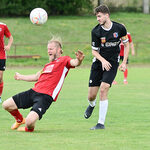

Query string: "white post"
[[143, 0, 149, 14]]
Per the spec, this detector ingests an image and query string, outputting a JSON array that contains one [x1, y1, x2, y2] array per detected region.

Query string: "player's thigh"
[[89, 62, 103, 87], [102, 62, 119, 85], [88, 86, 99, 100], [12, 89, 34, 109], [2, 97, 18, 111], [31, 93, 53, 120]]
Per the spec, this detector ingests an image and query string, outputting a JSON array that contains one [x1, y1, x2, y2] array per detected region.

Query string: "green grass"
[[1, 12, 150, 65], [0, 66, 150, 150]]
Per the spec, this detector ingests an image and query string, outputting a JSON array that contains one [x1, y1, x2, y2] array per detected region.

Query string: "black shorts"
[[120, 56, 129, 64], [12, 89, 54, 120], [89, 61, 119, 87], [0, 59, 6, 71]]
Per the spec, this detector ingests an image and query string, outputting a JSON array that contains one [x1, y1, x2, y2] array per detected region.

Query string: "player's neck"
[[102, 20, 112, 30]]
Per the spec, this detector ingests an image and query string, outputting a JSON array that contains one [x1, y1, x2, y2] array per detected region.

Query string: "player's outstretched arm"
[[14, 71, 41, 82], [70, 50, 85, 67]]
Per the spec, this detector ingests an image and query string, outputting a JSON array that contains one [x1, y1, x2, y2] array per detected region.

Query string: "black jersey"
[[91, 21, 128, 62]]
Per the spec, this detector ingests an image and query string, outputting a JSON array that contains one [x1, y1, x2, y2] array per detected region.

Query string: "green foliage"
[[0, 0, 93, 16]]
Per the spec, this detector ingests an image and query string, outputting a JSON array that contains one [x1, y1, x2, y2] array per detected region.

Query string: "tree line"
[[0, 0, 93, 17]]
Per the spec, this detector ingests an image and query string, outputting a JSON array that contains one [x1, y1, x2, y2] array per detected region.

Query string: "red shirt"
[[32, 56, 74, 101], [119, 32, 132, 56], [0, 22, 11, 59]]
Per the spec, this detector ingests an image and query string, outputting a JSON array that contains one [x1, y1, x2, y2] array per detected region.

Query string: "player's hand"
[[4, 45, 10, 51], [101, 59, 112, 71], [119, 63, 126, 72], [14, 72, 21, 80], [75, 50, 85, 62]]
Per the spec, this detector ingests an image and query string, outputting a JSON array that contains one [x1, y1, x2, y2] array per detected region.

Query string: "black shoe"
[[84, 105, 95, 119], [90, 123, 105, 130]]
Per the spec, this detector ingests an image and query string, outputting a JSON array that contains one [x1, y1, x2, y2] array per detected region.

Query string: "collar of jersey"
[[101, 21, 113, 31]]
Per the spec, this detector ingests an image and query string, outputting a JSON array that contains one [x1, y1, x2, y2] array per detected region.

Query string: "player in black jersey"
[[84, 4, 129, 130]]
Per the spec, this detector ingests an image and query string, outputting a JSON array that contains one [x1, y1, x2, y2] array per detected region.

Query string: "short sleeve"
[[120, 25, 128, 43], [4, 25, 11, 38], [64, 56, 75, 69], [91, 30, 100, 51], [127, 33, 132, 43]]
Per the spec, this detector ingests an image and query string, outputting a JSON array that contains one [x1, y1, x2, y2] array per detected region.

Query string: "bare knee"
[[2, 98, 17, 111], [100, 83, 110, 100], [2, 101, 8, 110], [25, 111, 39, 129]]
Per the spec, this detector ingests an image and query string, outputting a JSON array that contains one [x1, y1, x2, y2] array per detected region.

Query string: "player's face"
[[47, 42, 60, 61], [96, 12, 108, 25]]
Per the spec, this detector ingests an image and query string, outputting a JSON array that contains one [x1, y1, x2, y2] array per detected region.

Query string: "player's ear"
[[61, 49, 63, 54]]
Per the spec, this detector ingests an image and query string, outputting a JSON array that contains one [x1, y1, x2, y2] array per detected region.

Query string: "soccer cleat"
[[84, 105, 95, 119], [123, 80, 128, 84], [90, 123, 105, 130], [11, 118, 25, 130], [0, 97, 2, 103], [112, 81, 117, 85]]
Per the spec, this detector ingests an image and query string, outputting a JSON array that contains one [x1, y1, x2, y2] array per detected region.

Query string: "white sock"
[[98, 100, 108, 125], [88, 99, 96, 107]]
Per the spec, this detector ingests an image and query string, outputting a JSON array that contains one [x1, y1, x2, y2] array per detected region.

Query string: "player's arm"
[[92, 50, 112, 71], [14, 71, 41, 82], [4, 35, 13, 51], [130, 41, 135, 56], [119, 38, 129, 72], [70, 50, 85, 67]]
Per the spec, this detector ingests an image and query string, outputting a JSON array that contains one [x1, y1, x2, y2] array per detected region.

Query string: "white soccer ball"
[[30, 8, 48, 25]]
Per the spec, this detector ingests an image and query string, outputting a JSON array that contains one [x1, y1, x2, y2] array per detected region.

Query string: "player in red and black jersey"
[[84, 4, 130, 130], [0, 22, 13, 103], [113, 32, 135, 85], [2, 38, 84, 132]]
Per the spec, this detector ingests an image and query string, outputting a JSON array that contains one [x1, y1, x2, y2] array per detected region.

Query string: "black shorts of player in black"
[[89, 61, 119, 87], [120, 56, 129, 64], [0, 59, 6, 71], [12, 89, 53, 120]]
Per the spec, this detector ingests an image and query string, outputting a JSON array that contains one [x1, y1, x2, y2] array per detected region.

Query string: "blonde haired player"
[[2, 37, 84, 132]]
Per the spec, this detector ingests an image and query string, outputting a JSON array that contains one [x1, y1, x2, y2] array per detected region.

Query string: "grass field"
[[0, 66, 150, 150], [1, 12, 150, 65]]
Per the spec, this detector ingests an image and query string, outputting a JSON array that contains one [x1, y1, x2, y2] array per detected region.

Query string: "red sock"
[[25, 127, 34, 132], [124, 69, 128, 80], [9, 109, 23, 123], [0, 82, 4, 96]]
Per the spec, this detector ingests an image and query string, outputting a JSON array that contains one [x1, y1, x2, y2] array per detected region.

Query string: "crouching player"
[[2, 38, 84, 132]]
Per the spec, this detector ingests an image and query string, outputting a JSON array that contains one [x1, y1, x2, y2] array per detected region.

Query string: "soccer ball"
[[30, 8, 48, 25]]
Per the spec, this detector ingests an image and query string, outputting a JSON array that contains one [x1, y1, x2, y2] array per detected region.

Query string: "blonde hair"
[[48, 36, 63, 54]]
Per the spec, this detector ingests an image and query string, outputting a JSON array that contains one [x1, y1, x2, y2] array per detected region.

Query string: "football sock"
[[124, 69, 128, 81], [0, 82, 4, 96], [10, 109, 23, 123], [88, 99, 96, 107], [25, 127, 34, 132], [98, 100, 108, 125]]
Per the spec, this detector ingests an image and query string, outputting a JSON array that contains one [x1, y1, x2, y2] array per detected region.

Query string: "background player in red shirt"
[[0, 22, 13, 103], [2, 38, 84, 132], [113, 32, 135, 85]]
